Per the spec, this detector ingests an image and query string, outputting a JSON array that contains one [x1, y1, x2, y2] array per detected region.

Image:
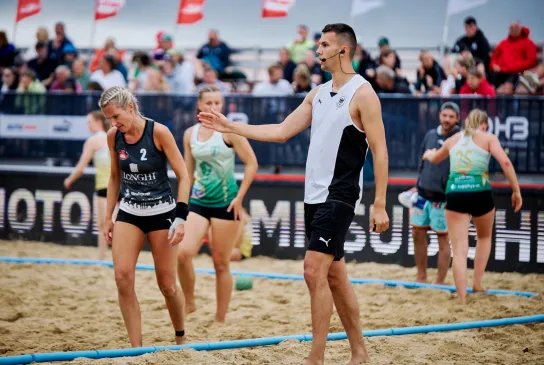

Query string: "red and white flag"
[[95, 0, 125, 21], [177, 0, 205, 24], [261, 0, 295, 18], [16, 0, 41, 23]]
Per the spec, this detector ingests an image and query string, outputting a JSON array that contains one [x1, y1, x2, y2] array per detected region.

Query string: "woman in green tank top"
[[423, 109, 522, 305], [64, 111, 117, 260], [177, 85, 258, 322]]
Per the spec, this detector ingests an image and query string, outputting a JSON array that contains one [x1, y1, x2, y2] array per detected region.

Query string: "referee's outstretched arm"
[[197, 87, 319, 143]]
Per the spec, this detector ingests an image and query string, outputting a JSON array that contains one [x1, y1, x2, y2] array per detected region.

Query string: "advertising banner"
[[1, 170, 542, 273], [0, 115, 90, 140]]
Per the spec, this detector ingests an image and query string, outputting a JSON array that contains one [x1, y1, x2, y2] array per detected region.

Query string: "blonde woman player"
[[64, 110, 115, 260], [177, 85, 258, 322], [99, 86, 191, 347], [423, 109, 522, 304]]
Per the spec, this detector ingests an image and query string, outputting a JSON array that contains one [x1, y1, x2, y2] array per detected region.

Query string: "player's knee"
[[303, 260, 325, 289], [412, 227, 427, 242], [437, 235, 450, 250], [177, 248, 193, 263], [327, 271, 343, 291], [438, 243, 451, 255], [212, 256, 229, 273], [453, 243, 469, 257], [114, 270, 135, 293], [157, 276, 178, 297]]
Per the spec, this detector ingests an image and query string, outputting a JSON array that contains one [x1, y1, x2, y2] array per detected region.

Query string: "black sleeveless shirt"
[[115, 120, 175, 216]]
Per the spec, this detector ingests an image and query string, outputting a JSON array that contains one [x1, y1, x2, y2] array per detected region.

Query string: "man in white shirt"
[[252, 64, 294, 96], [89, 55, 126, 90]]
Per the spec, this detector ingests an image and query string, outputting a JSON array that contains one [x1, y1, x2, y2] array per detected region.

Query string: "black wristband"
[[175, 202, 189, 220]]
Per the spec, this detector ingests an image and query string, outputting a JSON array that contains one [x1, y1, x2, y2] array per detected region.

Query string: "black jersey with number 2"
[[115, 120, 175, 216]]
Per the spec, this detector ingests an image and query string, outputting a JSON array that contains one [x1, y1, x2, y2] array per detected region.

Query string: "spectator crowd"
[[0, 17, 543, 99]]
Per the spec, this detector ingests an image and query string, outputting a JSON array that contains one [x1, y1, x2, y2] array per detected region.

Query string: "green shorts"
[[409, 195, 447, 233]]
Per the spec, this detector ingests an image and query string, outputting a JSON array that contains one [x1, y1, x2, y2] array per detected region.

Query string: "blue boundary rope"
[[0, 256, 539, 297], [1, 314, 543, 364]]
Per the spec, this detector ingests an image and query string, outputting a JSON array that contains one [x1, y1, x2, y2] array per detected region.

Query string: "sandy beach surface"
[[0, 240, 543, 365]]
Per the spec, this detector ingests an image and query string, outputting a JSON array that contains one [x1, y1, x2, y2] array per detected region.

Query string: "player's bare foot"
[[415, 275, 428, 283], [215, 315, 226, 323], [347, 352, 370, 364], [175, 335, 186, 345], [185, 302, 196, 314], [304, 358, 324, 365], [472, 283, 486, 293]]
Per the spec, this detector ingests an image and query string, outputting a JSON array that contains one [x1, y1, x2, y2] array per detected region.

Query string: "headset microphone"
[[320, 49, 345, 62]]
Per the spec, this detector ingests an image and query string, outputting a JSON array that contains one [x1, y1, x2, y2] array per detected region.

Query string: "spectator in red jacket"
[[460, 67, 495, 96], [489, 21, 537, 95]]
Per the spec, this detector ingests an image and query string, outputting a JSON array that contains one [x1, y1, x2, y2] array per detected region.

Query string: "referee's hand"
[[370, 205, 390, 233]]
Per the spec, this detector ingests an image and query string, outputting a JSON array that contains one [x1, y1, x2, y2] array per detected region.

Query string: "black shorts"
[[115, 209, 175, 234], [446, 191, 495, 217], [189, 203, 235, 221], [304, 201, 355, 261]]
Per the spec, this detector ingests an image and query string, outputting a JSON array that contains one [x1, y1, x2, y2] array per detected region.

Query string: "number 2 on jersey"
[[140, 148, 147, 161]]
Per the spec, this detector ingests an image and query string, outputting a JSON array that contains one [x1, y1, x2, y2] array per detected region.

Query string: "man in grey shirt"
[[410, 102, 460, 284]]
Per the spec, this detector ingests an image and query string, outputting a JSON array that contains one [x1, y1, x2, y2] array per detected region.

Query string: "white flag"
[[350, 0, 385, 18], [446, 0, 488, 16]]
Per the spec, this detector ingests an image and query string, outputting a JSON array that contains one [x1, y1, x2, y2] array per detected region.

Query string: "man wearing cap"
[[377, 37, 402, 72], [410, 102, 459, 284]]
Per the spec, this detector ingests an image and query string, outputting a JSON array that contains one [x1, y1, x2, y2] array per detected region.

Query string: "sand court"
[[0, 240, 543, 365]]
